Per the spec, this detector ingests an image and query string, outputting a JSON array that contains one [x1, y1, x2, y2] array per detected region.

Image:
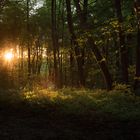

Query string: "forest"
[[0, 0, 140, 139]]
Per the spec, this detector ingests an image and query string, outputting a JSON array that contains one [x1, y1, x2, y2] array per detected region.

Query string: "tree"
[[65, 0, 86, 87], [134, 0, 140, 94], [66, 0, 113, 90], [51, 0, 59, 88], [27, 0, 31, 77], [114, 0, 129, 83]]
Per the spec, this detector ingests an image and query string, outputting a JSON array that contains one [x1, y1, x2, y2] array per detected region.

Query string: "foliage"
[[0, 88, 140, 120], [0, 0, 139, 90]]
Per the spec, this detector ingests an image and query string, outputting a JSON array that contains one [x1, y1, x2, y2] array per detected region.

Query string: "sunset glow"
[[4, 52, 14, 61]]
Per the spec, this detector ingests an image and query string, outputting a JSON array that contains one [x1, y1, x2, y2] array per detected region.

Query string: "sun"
[[4, 52, 14, 61]]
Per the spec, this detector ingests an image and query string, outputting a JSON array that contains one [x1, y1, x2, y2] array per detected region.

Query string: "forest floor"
[[0, 88, 140, 140], [0, 107, 140, 140]]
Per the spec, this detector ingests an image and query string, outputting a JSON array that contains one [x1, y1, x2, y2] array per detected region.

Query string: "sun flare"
[[4, 52, 14, 61]]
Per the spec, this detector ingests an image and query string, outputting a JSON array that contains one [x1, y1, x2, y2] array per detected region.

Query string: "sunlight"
[[4, 52, 14, 61]]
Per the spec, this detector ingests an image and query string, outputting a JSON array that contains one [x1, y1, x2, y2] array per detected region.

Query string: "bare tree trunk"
[[70, 41, 74, 86], [51, 0, 59, 88], [27, 0, 31, 77], [114, 0, 128, 83], [66, 0, 85, 87], [134, 0, 140, 95], [73, 0, 89, 86]]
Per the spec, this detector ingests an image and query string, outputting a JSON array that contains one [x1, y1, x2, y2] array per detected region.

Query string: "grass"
[[0, 86, 140, 121]]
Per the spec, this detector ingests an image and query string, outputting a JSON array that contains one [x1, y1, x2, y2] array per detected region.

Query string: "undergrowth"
[[0, 85, 140, 121]]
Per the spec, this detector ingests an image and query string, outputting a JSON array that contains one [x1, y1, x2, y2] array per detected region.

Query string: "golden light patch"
[[4, 52, 14, 61]]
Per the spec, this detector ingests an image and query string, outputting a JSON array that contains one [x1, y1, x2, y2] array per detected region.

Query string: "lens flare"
[[4, 52, 14, 61]]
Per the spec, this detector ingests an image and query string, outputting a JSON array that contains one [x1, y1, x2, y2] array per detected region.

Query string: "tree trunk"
[[70, 45, 74, 86], [27, 0, 31, 77], [73, 0, 88, 27], [114, 0, 128, 83], [51, 0, 59, 88], [134, 0, 140, 95], [73, 0, 89, 86], [66, 0, 113, 89], [88, 37, 113, 90], [73, 0, 112, 90], [66, 0, 85, 87]]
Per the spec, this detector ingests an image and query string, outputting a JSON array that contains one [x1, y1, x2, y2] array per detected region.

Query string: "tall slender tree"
[[27, 0, 31, 77], [114, 0, 128, 83], [134, 0, 140, 94], [66, 0, 85, 87], [51, 0, 59, 88]]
